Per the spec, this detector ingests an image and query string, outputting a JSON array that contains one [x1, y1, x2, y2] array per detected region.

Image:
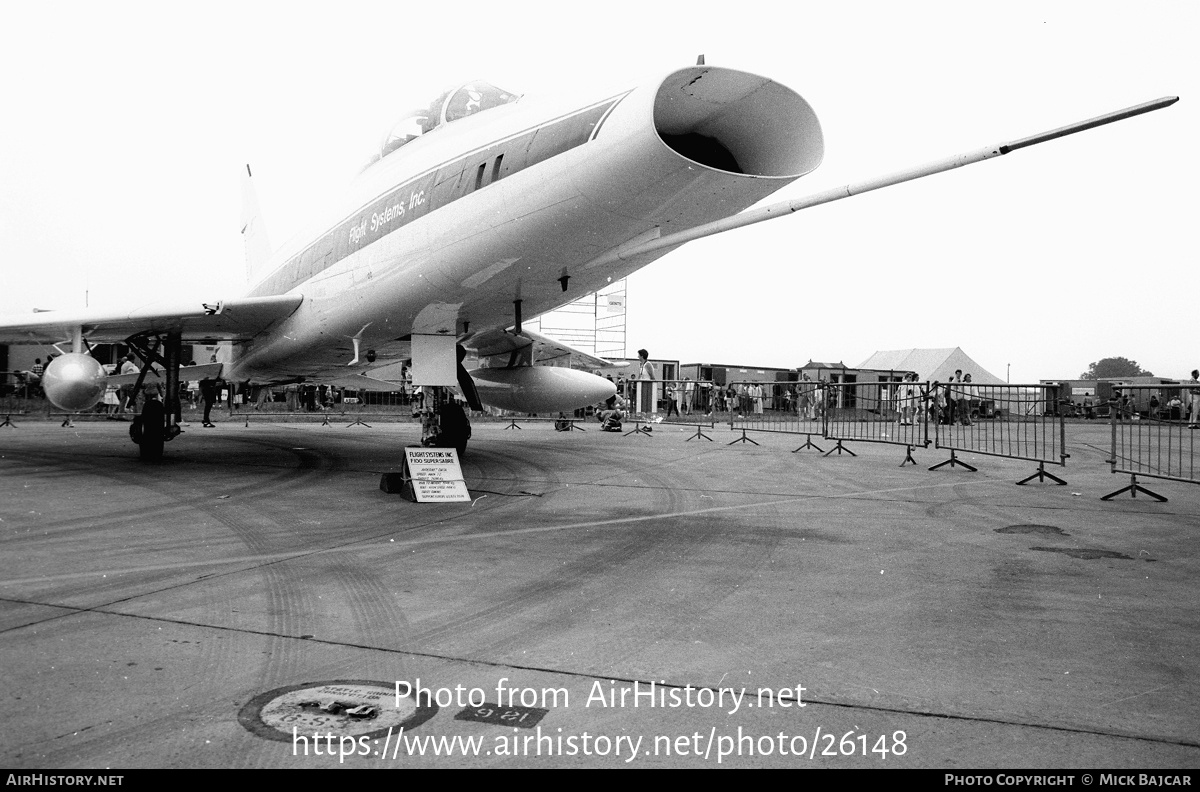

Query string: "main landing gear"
[[123, 330, 184, 461], [415, 385, 471, 457]]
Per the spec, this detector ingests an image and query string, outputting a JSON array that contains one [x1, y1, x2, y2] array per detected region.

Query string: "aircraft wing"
[[105, 362, 226, 387], [466, 326, 616, 370], [315, 373, 409, 393], [107, 365, 403, 392], [0, 294, 303, 346]]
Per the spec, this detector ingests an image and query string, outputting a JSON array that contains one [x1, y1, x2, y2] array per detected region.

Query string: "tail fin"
[[240, 164, 273, 285]]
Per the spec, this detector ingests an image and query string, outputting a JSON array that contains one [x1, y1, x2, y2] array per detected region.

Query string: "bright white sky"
[[0, 1, 1194, 383]]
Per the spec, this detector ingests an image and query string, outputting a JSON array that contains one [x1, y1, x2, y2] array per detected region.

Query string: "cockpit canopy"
[[367, 81, 519, 168]]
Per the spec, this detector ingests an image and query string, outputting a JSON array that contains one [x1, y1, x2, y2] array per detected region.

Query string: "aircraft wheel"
[[138, 403, 166, 462], [139, 434, 164, 462]]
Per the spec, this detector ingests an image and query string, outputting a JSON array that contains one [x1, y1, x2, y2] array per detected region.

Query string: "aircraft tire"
[[437, 402, 471, 459], [138, 400, 166, 462], [139, 434, 164, 462]]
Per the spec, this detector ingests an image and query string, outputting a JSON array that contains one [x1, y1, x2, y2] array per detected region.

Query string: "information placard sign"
[[402, 448, 470, 502]]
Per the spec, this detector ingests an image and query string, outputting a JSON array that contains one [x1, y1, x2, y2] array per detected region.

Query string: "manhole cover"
[[1030, 547, 1132, 560], [239, 679, 438, 742], [996, 525, 1069, 536]]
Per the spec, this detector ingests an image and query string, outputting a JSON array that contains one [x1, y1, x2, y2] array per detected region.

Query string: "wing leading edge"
[[0, 294, 303, 346]]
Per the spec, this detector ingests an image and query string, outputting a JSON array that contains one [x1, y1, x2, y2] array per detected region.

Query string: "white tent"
[[858, 347, 1005, 384]]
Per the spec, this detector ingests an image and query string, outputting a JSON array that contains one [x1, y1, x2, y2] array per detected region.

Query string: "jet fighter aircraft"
[[0, 62, 1176, 458]]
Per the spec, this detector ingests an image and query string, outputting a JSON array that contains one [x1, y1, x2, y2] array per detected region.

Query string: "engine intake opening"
[[658, 132, 742, 174], [654, 67, 824, 178]]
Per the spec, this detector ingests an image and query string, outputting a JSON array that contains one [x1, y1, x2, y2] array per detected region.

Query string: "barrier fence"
[[13, 370, 1200, 508], [931, 383, 1068, 484], [720, 379, 825, 450], [721, 380, 1070, 483], [2, 370, 40, 426], [1104, 383, 1200, 502], [820, 380, 928, 463], [724, 377, 933, 463], [614, 378, 717, 418]]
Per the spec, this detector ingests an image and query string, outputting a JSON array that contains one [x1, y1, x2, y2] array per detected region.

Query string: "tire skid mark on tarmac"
[[402, 439, 875, 666], [612, 498, 790, 669], [86, 432, 496, 689], [398, 446, 685, 649], [141, 438, 351, 690], [1, 439, 350, 666], [0, 450, 530, 593], [528, 460, 744, 662], [533, 465, 789, 671], [4, 429, 1195, 763], [0, 442, 337, 541], [2, 439, 339, 571], [317, 557, 416, 677], [403, 449, 754, 662]]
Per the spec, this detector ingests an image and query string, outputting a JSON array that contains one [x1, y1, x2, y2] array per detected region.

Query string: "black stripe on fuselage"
[[247, 93, 630, 299]]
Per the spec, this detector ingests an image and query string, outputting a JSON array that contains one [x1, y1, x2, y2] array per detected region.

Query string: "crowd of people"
[[6, 352, 1200, 431], [596, 362, 983, 426], [587, 364, 1200, 431]]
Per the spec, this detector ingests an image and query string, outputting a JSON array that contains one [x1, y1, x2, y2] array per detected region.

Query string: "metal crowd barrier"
[[723, 380, 824, 451], [720, 380, 1070, 482], [234, 386, 495, 428], [725, 379, 925, 460], [931, 383, 1068, 484], [821, 380, 928, 464], [607, 378, 717, 440], [613, 378, 715, 418], [2, 370, 39, 427], [1103, 383, 1199, 502]]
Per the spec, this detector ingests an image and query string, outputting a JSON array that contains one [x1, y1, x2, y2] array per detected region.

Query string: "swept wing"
[[0, 294, 303, 346]]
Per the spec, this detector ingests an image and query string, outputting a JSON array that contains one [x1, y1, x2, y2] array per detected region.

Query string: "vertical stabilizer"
[[240, 164, 273, 285]]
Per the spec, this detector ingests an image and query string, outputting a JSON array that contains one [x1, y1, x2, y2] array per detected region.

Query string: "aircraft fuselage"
[[226, 66, 823, 382]]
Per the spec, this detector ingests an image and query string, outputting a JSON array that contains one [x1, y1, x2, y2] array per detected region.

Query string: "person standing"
[[899, 373, 917, 425], [945, 370, 961, 425], [1188, 369, 1200, 429], [683, 378, 695, 415], [102, 384, 119, 417], [285, 383, 300, 412], [634, 349, 656, 417], [812, 379, 827, 422], [199, 377, 219, 427], [667, 380, 682, 417], [797, 374, 812, 419], [116, 354, 139, 419], [29, 358, 44, 397], [929, 381, 944, 425], [959, 373, 974, 426]]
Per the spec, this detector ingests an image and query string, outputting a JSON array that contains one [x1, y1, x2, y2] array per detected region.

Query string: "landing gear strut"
[[416, 386, 471, 457], [124, 330, 184, 459]]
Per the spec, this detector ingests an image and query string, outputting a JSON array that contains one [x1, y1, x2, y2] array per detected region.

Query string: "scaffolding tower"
[[528, 279, 626, 359]]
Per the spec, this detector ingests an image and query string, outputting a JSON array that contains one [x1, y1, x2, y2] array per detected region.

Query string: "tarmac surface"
[[1, 413, 1198, 769]]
